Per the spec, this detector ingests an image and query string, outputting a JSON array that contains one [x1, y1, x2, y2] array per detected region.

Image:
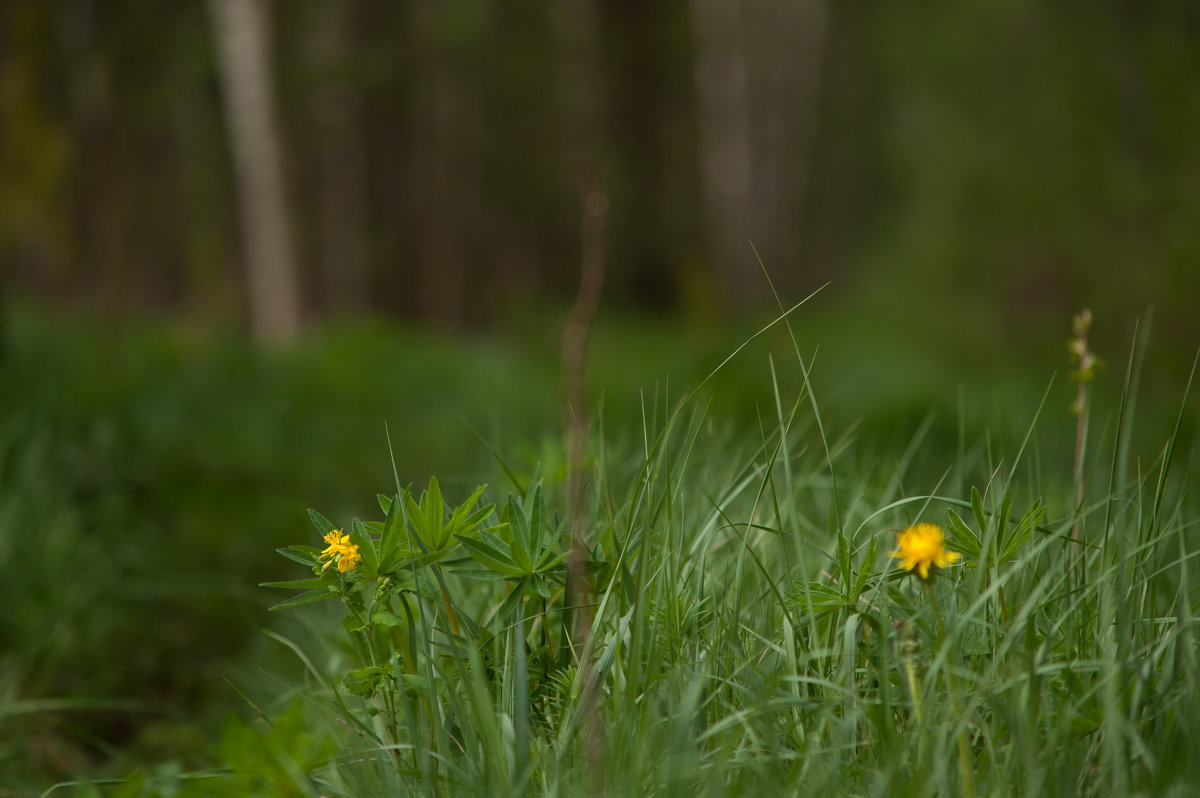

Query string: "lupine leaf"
[[308, 509, 337, 537], [269, 588, 335, 611]]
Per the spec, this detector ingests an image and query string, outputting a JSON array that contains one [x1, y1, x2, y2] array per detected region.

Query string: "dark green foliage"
[[0, 309, 558, 787]]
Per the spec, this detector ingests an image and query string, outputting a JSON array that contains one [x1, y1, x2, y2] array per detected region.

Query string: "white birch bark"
[[208, 0, 300, 342]]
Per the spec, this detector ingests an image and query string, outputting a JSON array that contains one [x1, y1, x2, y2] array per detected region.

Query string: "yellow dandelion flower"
[[890, 523, 961, 580]]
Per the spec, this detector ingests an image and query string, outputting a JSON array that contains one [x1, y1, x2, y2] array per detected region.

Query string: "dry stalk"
[[1069, 308, 1097, 554], [561, 187, 608, 788]]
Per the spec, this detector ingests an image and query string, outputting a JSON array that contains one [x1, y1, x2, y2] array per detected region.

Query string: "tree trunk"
[[745, 0, 829, 284], [691, 0, 830, 306], [306, 2, 368, 315], [690, 0, 756, 306], [207, 0, 300, 342]]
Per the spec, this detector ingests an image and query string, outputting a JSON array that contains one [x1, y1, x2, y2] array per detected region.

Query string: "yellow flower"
[[336, 543, 361, 572], [890, 523, 961, 580], [319, 529, 360, 572], [321, 530, 351, 558]]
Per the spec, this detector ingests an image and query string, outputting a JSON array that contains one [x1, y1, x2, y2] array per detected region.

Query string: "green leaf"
[[405, 490, 433, 549], [970, 486, 988, 542], [509, 534, 534, 574], [343, 666, 392, 697], [269, 588, 335, 611], [350, 518, 378, 574], [260, 577, 329, 590], [377, 493, 393, 515], [495, 578, 528, 623], [853, 537, 880, 599], [836, 531, 852, 589], [371, 611, 406, 627], [456, 534, 524, 576], [276, 546, 319, 567], [454, 503, 495, 538], [998, 489, 1014, 544], [379, 492, 405, 568], [947, 509, 982, 562], [308, 509, 337, 537], [508, 494, 531, 564], [380, 544, 448, 574], [1001, 500, 1042, 563], [447, 484, 488, 528], [425, 476, 444, 544], [792, 581, 848, 615], [535, 545, 567, 573], [397, 673, 433, 698], [454, 567, 513, 582], [529, 482, 545, 556]]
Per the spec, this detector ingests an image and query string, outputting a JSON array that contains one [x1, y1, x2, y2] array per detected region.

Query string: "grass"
[[6, 304, 1198, 797]]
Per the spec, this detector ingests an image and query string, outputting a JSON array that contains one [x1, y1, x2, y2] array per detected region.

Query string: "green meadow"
[[2, 300, 1197, 797], [4, 1, 1199, 794]]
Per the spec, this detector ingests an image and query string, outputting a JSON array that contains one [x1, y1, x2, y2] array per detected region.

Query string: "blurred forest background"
[[2, 0, 1198, 340], [2, 0, 1199, 787]]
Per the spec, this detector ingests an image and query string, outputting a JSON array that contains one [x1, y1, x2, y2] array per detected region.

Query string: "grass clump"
[[102, 310, 1195, 798], [28, 306, 1196, 797]]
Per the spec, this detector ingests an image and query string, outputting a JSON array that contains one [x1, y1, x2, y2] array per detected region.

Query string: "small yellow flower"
[[890, 523, 960, 580], [336, 544, 361, 572], [321, 530, 351, 558], [319, 529, 361, 572]]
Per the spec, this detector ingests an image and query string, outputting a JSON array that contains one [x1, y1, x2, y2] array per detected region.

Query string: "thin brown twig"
[[561, 187, 608, 788]]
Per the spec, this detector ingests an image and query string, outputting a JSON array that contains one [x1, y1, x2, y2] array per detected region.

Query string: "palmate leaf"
[[492, 479, 565, 578], [1000, 499, 1043, 564], [379, 543, 450, 574], [456, 528, 524, 576], [792, 580, 852, 616], [446, 484, 489, 532], [405, 487, 436, 550], [535, 546, 567, 573], [509, 535, 534, 573], [376, 480, 494, 575], [947, 508, 983, 563]]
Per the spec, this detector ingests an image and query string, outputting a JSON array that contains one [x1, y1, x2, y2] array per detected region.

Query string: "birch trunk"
[[208, 0, 300, 342], [691, 0, 830, 304]]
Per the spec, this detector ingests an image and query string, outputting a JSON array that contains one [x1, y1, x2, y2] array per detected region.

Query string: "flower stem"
[[925, 579, 973, 798], [345, 579, 401, 765]]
